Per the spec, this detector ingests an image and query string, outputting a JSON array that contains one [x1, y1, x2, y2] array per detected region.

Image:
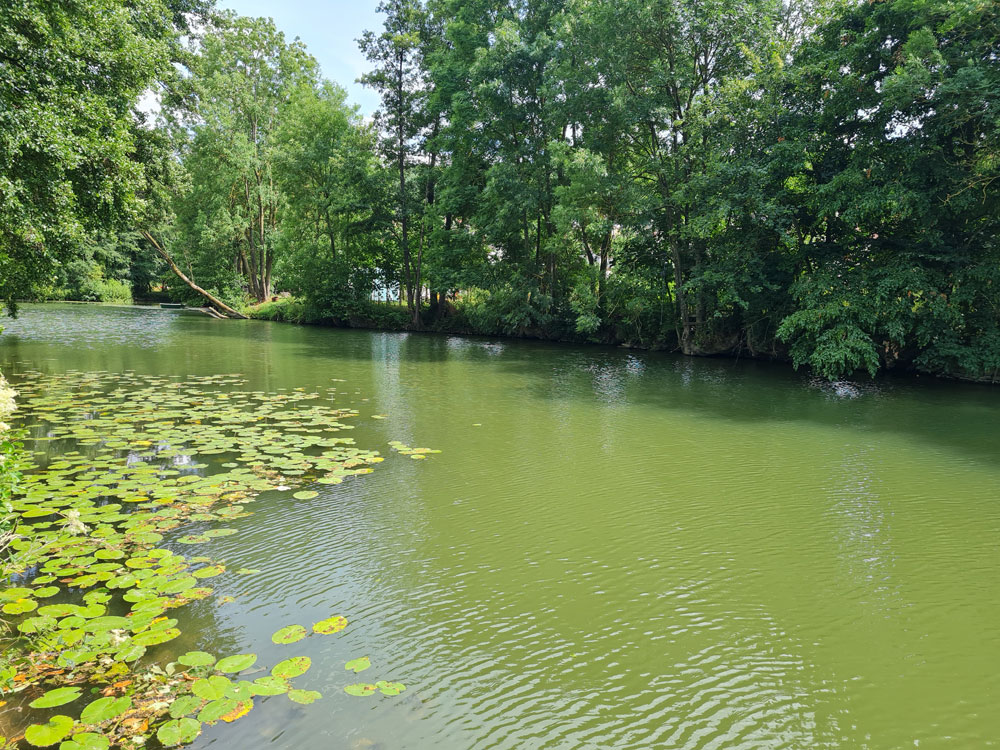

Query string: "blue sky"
[[219, 0, 383, 115]]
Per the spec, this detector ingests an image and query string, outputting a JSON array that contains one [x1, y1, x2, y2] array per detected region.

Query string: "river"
[[2, 303, 999, 750]]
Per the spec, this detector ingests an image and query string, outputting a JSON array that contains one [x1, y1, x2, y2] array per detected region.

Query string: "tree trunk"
[[670, 239, 692, 354], [142, 231, 248, 319]]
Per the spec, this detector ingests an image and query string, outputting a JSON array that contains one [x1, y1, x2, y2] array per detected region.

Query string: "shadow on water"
[[3, 303, 1000, 465], [247, 317, 1000, 466]]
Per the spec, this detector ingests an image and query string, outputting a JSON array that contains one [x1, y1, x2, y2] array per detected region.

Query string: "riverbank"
[[246, 296, 1000, 386]]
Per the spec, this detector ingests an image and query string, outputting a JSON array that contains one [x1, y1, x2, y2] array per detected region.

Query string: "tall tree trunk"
[[397, 51, 413, 317], [670, 239, 692, 354]]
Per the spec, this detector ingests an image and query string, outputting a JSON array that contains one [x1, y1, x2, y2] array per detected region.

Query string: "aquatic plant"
[[0, 371, 418, 747]]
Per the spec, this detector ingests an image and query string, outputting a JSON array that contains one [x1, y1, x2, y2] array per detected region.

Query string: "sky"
[[218, 0, 383, 116]]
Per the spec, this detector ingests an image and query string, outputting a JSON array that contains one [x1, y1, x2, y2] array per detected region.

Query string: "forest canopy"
[[1, 0, 998, 381]]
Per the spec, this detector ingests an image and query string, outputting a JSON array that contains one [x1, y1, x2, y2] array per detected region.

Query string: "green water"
[[3, 303, 1000, 750]]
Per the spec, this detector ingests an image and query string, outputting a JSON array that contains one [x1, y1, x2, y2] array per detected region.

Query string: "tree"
[[0, 0, 186, 313], [360, 0, 430, 324], [273, 82, 394, 319], [169, 12, 319, 304]]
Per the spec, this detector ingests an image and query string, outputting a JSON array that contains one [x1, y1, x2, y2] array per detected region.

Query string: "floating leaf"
[[203, 528, 237, 539], [178, 651, 216, 668], [344, 656, 371, 673], [271, 656, 311, 679], [114, 643, 146, 662], [271, 625, 307, 644], [19, 615, 57, 634], [80, 696, 131, 725], [191, 675, 233, 701], [133, 627, 180, 646], [234, 568, 260, 575], [3, 598, 37, 615], [220, 699, 253, 722], [343, 683, 376, 697], [193, 564, 225, 579], [168, 695, 205, 719], [157, 718, 201, 746], [215, 654, 257, 673], [312, 615, 347, 635], [375, 680, 406, 696], [24, 715, 74, 746], [250, 676, 289, 696], [59, 732, 110, 750], [288, 689, 322, 705], [292, 490, 318, 500], [197, 699, 238, 724], [29, 687, 82, 709]]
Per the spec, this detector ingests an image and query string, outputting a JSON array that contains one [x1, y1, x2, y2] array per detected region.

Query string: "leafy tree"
[[169, 12, 319, 303], [273, 82, 394, 319], [0, 0, 188, 312], [360, 0, 430, 323]]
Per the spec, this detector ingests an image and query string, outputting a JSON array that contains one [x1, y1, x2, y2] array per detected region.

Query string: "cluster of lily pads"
[[0, 371, 415, 748], [386, 441, 441, 460]]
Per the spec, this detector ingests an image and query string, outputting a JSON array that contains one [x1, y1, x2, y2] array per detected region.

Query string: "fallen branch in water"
[[140, 231, 247, 319]]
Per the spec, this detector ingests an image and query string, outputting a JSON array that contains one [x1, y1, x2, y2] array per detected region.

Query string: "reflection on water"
[[3, 304, 1000, 750]]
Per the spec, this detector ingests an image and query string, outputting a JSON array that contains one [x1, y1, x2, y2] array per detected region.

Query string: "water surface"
[[3, 303, 999, 750]]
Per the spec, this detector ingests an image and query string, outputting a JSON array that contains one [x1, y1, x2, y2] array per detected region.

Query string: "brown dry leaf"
[[120, 717, 149, 734]]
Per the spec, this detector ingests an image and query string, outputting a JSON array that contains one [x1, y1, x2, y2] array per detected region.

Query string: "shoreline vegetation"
[[4, 0, 998, 386]]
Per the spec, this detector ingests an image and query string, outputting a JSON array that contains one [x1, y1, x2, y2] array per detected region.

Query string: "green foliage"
[[6, 0, 1000, 381], [1, 369, 412, 747], [252, 297, 306, 323], [0, 0, 182, 313]]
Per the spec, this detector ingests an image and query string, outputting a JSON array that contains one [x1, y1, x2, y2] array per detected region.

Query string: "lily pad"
[[215, 653, 257, 673], [29, 686, 82, 709], [59, 732, 110, 750], [344, 656, 371, 673], [157, 718, 201, 746], [271, 624, 307, 644], [24, 715, 74, 746], [178, 651, 216, 668], [376, 680, 407, 696], [271, 656, 311, 679], [80, 695, 131, 724], [312, 615, 347, 635], [168, 695, 205, 718], [250, 676, 289, 696], [292, 490, 318, 500], [191, 675, 233, 701], [288, 689, 322, 705], [133, 627, 181, 646], [343, 683, 376, 697], [197, 698, 238, 725]]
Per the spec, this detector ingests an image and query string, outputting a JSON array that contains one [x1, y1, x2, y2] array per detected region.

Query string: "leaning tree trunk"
[[141, 231, 248, 319]]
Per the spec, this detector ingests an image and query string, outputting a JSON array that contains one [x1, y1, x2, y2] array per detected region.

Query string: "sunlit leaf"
[[344, 656, 370, 673], [24, 715, 74, 746], [312, 615, 347, 635], [271, 656, 311, 679], [271, 625, 307, 644], [29, 687, 82, 709], [80, 696, 131, 725], [288, 689, 322, 705], [343, 683, 376, 697], [156, 718, 201, 746], [215, 654, 257, 673]]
